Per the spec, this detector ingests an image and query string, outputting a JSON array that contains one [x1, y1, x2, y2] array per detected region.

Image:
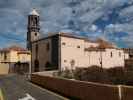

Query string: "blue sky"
[[0, 0, 133, 48]]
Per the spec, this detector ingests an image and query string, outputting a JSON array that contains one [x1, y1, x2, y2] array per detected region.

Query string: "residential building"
[[123, 48, 133, 59], [0, 46, 31, 74]]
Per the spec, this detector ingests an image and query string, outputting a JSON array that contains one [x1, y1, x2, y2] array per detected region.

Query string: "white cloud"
[[0, 0, 133, 47], [90, 25, 98, 32]]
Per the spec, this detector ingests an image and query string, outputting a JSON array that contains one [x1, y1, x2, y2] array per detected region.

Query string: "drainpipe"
[[58, 32, 61, 71], [29, 60, 31, 80], [118, 85, 122, 100], [28, 45, 32, 80]]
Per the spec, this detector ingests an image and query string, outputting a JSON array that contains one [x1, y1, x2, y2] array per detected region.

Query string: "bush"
[[107, 67, 125, 85], [57, 66, 133, 86], [74, 66, 110, 84], [58, 68, 73, 79], [124, 71, 133, 85]]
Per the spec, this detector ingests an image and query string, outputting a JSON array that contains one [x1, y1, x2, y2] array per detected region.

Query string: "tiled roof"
[[96, 39, 115, 49], [33, 32, 116, 49], [84, 47, 105, 51], [85, 39, 116, 51], [17, 51, 30, 54], [0, 46, 27, 52]]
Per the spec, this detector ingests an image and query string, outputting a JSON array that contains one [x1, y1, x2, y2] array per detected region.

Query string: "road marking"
[[18, 93, 36, 100], [0, 88, 4, 100]]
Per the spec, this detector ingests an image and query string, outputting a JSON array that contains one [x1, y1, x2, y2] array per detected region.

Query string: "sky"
[[0, 0, 133, 48]]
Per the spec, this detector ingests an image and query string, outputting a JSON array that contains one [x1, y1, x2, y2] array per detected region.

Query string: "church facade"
[[27, 9, 129, 72]]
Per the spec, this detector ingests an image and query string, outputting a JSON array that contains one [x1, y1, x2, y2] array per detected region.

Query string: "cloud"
[[0, 0, 133, 47]]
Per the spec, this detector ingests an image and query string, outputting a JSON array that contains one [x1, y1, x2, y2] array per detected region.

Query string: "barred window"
[[119, 52, 121, 57], [110, 52, 113, 58], [62, 42, 66, 45], [77, 45, 80, 48]]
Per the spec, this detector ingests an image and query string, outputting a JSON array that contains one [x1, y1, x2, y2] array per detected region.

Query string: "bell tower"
[[27, 8, 40, 50]]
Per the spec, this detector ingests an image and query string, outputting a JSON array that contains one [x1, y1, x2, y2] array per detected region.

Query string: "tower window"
[[35, 17, 38, 25], [35, 33, 37, 36]]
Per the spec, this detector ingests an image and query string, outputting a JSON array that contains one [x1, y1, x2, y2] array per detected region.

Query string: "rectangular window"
[[62, 42, 66, 45], [119, 52, 121, 57], [77, 45, 80, 48], [110, 52, 113, 58], [35, 44, 38, 59], [36, 44, 38, 53], [4, 52, 7, 60], [46, 43, 50, 51], [64, 60, 67, 62]]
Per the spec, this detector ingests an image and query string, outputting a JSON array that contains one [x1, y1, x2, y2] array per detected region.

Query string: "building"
[[27, 9, 129, 72], [123, 48, 133, 59], [123, 48, 133, 69], [0, 46, 31, 74]]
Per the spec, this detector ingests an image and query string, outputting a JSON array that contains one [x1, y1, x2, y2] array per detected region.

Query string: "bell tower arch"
[[27, 8, 40, 50]]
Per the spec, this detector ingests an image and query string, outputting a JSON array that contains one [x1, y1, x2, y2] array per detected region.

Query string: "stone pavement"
[[0, 74, 68, 100]]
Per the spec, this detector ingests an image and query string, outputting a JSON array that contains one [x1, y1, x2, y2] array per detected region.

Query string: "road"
[[0, 74, 68, 100]]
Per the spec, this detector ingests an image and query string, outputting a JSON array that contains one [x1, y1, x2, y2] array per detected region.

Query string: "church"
[[27, 9, 129, 72]]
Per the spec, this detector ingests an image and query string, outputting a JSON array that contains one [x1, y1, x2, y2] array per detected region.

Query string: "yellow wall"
[[0, 50, 31, 63], [18, 53, 31, 63], [0, 63, 9, 75]]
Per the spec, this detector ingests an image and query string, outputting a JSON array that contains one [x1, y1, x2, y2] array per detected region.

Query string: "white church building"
[[27, 9, 129, 72]]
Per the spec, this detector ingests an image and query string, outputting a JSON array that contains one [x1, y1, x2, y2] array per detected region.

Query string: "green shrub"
[[57, 65, 133, 86], [74, 66, 110, 84], [107, 67, 125, 85]]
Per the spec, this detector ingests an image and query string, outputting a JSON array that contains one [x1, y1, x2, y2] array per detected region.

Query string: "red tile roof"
[[96, 38, 115, 49], [0, 46, 27, 52]]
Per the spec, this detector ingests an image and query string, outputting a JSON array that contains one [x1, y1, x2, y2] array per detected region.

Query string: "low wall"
[[121, 86, 133, 100], [31, 74, 119, 100]]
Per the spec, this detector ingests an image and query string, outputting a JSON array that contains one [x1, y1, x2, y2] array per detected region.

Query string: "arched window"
[[45, 62, 52, 71], [45, 62, 51, 67], [46, 43, 50, 51], [35, 44, 38, 58], [34, 59, 39, 72]]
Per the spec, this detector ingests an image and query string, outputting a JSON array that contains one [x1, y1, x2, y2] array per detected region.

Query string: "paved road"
[[0, 75, 68, 100]]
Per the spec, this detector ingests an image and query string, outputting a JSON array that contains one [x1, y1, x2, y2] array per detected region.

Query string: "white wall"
[[18, 53, 31, 63], [61, 37, 85, 70], [10, 51, 18, 62], [101, 49, 124, 68], [60, 36, 128, 70]]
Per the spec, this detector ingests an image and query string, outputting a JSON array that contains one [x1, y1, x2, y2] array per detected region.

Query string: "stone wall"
[[31, 74, 119, 100], [31, 74, 133, 100]]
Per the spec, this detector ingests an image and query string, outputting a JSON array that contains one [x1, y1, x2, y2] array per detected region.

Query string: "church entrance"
[[34, 59, 39, 72]]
